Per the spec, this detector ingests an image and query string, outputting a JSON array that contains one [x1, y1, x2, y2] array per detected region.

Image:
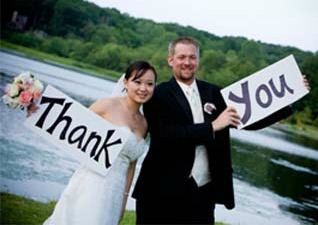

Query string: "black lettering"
[[68, 125, 87, 148], [256, 84, 272, 108], [35, 96, 65, 128], [82, 132, 102, 154], [46, 102, 73, 140], [269, 74, 294, 98], [92, 130, 122, 169], [228, 81, 251, 124]]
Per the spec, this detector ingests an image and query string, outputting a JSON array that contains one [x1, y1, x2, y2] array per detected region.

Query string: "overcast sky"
[[87, 0, 318, 52]]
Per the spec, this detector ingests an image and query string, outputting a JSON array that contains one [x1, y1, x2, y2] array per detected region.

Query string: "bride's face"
[[125, 70, 156, 104]]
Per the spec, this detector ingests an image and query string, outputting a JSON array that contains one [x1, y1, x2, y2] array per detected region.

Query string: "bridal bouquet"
[[2, 72, 44, 110]]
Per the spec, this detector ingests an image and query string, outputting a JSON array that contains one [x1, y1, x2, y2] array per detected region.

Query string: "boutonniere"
[[204, 102, 216, 115]]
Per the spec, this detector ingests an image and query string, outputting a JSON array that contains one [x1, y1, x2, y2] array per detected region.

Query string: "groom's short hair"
[[168, 36, 200, 58]]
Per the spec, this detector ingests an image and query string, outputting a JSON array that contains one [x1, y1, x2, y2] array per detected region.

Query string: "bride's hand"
[[27, 103, 39, 117]]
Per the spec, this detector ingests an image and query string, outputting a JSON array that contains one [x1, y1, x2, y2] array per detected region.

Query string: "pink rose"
[[19, 90, 33, 106], [33, 91, 41, 101]]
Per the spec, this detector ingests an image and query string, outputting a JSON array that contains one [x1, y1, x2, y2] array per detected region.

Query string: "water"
[[1, 51, 317, 225], [229, 129, 318, 224]]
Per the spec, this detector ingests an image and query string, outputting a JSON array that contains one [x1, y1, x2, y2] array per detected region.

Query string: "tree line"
[[1, 0, 318, 127]]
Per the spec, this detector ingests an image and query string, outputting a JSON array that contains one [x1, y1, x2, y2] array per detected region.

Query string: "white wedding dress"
[[43, 127, 147, 225]]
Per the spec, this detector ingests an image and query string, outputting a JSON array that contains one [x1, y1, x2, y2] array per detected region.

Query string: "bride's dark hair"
[[124, 60, 157, 82]]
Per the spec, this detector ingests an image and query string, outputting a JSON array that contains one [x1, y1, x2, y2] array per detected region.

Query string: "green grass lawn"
[[0, 192, 226, 225], [0, 192, 55, 225], [0, 192, 136, 225]]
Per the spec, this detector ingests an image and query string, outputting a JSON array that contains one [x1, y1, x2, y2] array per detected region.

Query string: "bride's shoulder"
[[89, 97, 118, 114]]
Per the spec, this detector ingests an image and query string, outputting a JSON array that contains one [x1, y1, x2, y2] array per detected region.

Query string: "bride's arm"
[[120, 161, 137, 221]]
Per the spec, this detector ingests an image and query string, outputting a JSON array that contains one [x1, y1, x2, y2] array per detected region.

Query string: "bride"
[[42, 60, 157, 225]]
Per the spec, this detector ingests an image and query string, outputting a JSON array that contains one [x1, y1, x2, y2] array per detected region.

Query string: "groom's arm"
[[143, 92, 214, 146], [243, 106, 292, 130]]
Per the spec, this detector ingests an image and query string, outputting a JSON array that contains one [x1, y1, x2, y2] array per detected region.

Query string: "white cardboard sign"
[[25, 85, 129, 175], [221, 55, 309, 129]]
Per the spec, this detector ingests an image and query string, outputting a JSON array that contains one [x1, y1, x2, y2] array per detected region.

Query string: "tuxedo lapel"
[[168, 78, 193, 122], [197, 80, 215, 122]]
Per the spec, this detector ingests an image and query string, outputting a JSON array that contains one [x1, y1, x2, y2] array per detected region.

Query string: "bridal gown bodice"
[[43, 127, 147, 225]]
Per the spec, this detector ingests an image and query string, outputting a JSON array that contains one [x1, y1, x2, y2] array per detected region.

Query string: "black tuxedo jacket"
[[132, 77, 291, 210]]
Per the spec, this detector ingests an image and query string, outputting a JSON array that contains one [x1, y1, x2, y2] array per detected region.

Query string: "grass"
[[0, 192, 55, 225], [0, 192, 226, 225], [0, 192, 135, 225], [0, 40, 121, 81]]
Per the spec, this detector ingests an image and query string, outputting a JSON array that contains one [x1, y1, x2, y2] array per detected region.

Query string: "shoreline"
[[1, 41, 317, 141], [272, 122, 318, 142], [0, 41, 120, 82]]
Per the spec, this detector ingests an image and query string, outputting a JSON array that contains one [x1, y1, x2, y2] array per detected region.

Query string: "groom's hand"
[[212, 106, 240, 132], [303, 75, 311, 91]]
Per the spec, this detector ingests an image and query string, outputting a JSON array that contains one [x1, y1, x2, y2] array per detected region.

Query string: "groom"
[[132, 36, 293, 224]]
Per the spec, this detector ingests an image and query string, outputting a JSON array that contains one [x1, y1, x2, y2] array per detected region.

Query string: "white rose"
[[10, 97, 21, 108], [2, 95, 19, 108], [8, 83, 20, 97], [14, 72, 32, 84], [32, 79, 44, 92]]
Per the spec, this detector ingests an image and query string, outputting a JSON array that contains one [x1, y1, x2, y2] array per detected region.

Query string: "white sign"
[[221, 55, 309, 129], [25, 85, 129, 175]]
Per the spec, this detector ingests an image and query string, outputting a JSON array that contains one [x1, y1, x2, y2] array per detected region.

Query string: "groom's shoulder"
[[154, 80, 172, 94], [198, 79, 221, 90]]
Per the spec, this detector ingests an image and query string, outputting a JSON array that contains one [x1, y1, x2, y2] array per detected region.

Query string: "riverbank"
[[0, 192, 226, 225], [272, 122, 318, 142], [0, 40, 121, 81], [2, 40, 317, 140]]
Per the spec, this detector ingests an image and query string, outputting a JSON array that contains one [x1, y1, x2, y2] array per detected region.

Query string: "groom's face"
[[168, 43, 199, 85]]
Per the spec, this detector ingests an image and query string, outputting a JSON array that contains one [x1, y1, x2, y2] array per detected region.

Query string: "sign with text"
[[25, 85, 129, 175], [221, 55, 309, 129]]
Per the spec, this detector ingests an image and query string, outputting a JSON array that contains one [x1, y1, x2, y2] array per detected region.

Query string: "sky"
[[87, 0, 318, 52]]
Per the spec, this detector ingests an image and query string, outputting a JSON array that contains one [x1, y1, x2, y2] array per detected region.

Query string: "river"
[[0, 50, 317, 225]]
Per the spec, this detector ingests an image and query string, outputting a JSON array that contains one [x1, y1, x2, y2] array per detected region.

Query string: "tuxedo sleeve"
[[244, 106, 292, 130], [152, 122, 214, 145], [144, 94, 214, 145]]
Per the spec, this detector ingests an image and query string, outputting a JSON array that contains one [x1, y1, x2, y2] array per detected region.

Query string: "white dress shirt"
[[177, 80, 211, 187]]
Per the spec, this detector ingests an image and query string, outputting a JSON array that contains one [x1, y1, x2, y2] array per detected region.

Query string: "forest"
[[1, 0, 318, 128]]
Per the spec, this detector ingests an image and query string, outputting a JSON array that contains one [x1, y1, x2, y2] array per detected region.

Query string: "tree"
[[71, 42, 97, 61], [295, 107, 313, 129], [239, 40, 265, 67], [48, 0, 92, 36], [89, 24, 117, 45], [40, 36, 69, 57], [299, 55, 318, 117], [86, 43, 136, 71], [200, 50, 226, 74]]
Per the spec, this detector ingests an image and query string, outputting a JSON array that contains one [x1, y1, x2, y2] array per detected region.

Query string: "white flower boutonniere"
[[204, 102, 216, 115]]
